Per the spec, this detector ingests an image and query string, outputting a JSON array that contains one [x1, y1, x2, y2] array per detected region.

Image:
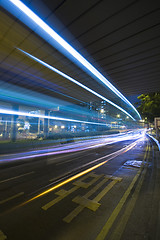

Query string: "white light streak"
[[18, 48, 136, 121], [4, 0, 141, 120], [0, 108, 106, 126]]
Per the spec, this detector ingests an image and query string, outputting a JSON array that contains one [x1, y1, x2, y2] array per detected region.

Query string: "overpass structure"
[[0, 0, 160, 140]]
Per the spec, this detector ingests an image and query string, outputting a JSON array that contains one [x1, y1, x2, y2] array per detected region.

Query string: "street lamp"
[[100, 109, 105, 114]]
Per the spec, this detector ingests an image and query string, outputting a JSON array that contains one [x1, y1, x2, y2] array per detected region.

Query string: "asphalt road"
[[0, 133, 159, 240]]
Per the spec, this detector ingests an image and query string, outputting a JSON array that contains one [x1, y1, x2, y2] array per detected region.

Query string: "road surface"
[[0, 131, 159, 240]]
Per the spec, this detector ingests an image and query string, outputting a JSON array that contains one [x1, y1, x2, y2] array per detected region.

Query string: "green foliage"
[[137, 92, 160, 122]]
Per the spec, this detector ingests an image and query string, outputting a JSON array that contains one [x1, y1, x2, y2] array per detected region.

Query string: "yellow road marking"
[[73, 195, 100, 211], [94, 178, 122, 202], [96, 143, 149, 240], [73, 172, 103, 188], [23, 140, 138, 206], [63, 175, 120, 223], [0, 192, 24, 204], [105, 176, 122, 181], [0, 230, 7, 240], [63, 177, 108, 223], [0, 171, 34, 184], [109, 145, 150, 240], [26, 159, 110, 204], [85, 176, 110, 199], [63, 204, 84, 223], [42, 172, 102, 210], [64, 204, 84, 223], [42, 186, 79, 210]]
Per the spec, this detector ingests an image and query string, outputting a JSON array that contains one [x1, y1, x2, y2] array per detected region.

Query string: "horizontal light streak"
[[0, 131, 143, 163], [3, 0, 141, 120], [18, 48, 135, 121], [0, 108, 107, 126]]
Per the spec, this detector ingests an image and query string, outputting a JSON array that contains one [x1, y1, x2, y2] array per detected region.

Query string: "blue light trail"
[[0, 108, 108, 126], [1, 0, 141, 120], [17, 48, 136, 121]]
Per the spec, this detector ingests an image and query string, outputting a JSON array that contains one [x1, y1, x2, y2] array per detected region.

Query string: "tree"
[[137, 92, 160, 122]]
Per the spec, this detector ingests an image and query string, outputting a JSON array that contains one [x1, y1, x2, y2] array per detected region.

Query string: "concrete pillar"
[[38, 117, 41, 135], [43, 110, 49, 139], [11, 104, 19, 142], [2, 115, 9, 139]]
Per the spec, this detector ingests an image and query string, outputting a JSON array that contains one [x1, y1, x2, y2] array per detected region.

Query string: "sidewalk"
[[120, 137, 160, 240]]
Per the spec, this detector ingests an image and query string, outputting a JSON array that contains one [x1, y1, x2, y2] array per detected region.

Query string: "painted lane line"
[[94, 177, 122, 202], [49, 172, 72, 183], [50, 141, 138, 182], [0, 230, 7, 240], [73, 173, 103, 189], [63, 178, 109, 223], [42, 186, 79, 211], [0, 192, 24, 204], [56, 153, 92, 166], [22, 140, 139, 206], [42, 173, 102, 210], [96, 143, 149, 240], [47, 150, 85, 165], [0, 171, 34, 184], [109, 146, 150, 240], [63, 175, 121, 223]]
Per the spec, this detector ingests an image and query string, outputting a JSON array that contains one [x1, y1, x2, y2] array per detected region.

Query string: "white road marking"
[[0, 171, 34, 184], [0, 192, 24, 204]]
